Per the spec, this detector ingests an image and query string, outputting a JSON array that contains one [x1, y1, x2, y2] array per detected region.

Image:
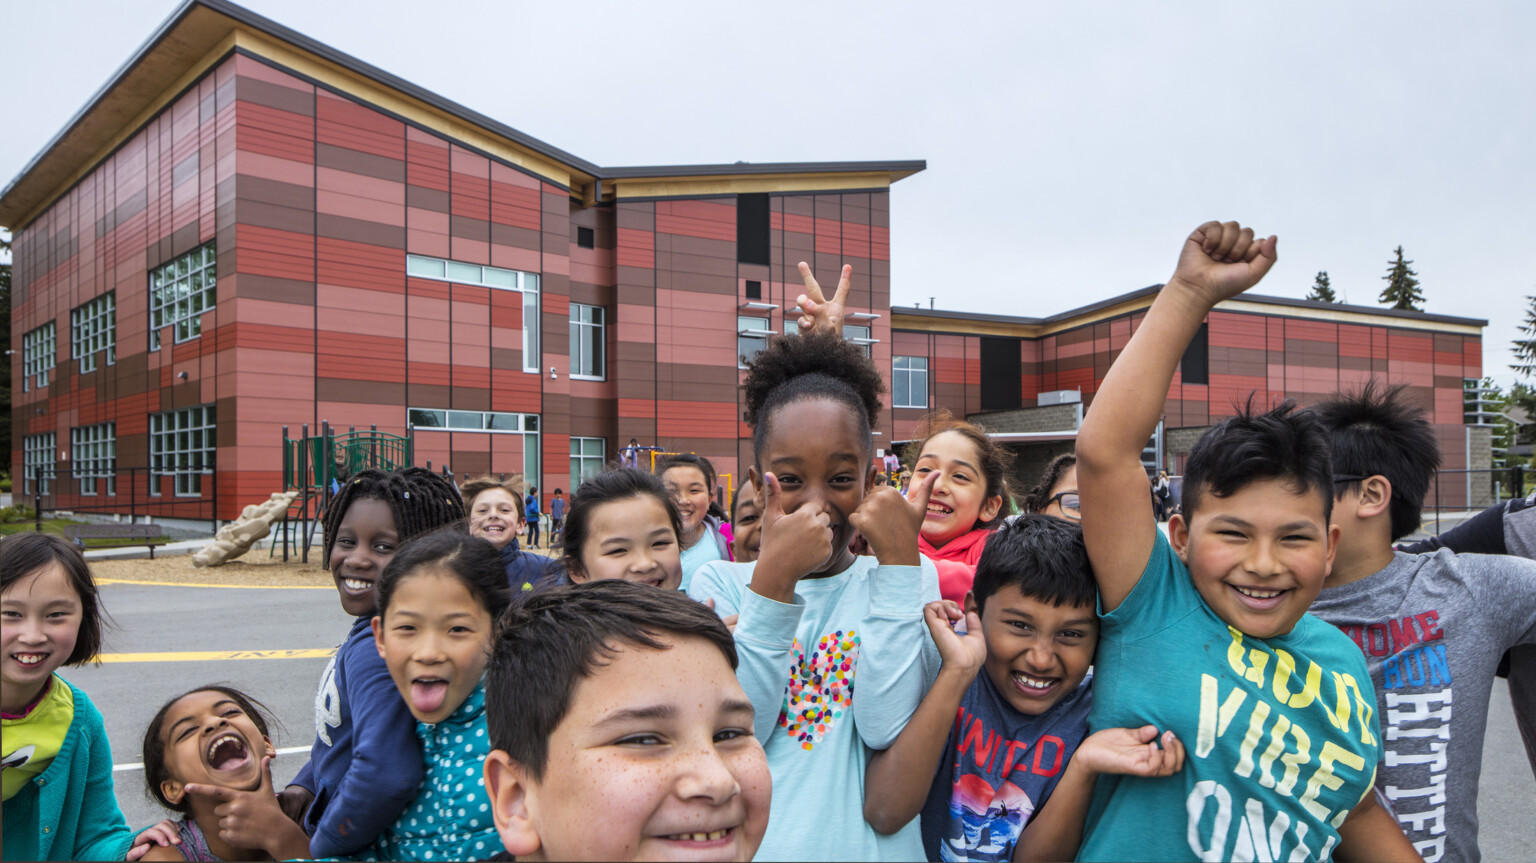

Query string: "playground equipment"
[[276, 423, 416, 563], [193, 491, 297, 567]]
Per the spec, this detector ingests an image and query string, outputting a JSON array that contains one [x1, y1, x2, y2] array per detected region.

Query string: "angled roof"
[[0, 0, 924, 229]]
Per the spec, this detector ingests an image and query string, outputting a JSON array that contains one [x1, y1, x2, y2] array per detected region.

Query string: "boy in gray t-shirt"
[[1310, 384, 1536, 863]]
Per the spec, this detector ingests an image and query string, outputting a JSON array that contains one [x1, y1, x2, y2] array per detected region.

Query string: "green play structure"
[[279, 423, 415, 562]]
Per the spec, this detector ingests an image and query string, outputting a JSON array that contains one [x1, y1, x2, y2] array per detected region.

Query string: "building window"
[[844, 324, 872, 358], [71, 292, 116, 373], [569, 304, 605, 379], [23, 323, 56, 391], [737, 193, 770, 265], [149, 244, 216, 350], [406, 254, 541, 374], [150, 405, 215, 496], [571, 437, 605, 490], [72, 423, 116, 496], [408, 408, 541, 489], [23, 433, 56, 495], [893, 356, 929, 409], [1179, 322, 1209, 386], [576, 226, 595, 249], [738, 315, 773, 367]]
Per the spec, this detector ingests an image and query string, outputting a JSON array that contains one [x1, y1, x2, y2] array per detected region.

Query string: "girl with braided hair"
[[277, 467, 465, 859]]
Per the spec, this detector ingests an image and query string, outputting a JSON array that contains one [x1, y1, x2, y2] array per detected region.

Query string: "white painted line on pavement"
[[113, 745, 312, 772]]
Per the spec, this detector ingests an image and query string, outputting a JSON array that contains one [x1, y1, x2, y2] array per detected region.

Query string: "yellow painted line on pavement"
[[97, 577, 331, 590], [98, 648, 337, 663]]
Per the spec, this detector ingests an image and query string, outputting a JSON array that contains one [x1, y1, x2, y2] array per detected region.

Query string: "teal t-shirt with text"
[[1078, 531, 1382, 862]]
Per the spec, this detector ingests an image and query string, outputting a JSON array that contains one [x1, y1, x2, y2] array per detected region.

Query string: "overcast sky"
[[5, 0, 1532, 389]]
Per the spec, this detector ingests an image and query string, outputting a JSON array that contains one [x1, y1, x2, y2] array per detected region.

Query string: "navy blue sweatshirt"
[[500, 538, 560, 592], [292, 616, 423, 858]]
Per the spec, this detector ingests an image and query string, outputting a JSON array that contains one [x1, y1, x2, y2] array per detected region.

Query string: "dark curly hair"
[[900, 410, 1016, 528], [742, 330, 884, 464], [1021, 453, 1078, 514]]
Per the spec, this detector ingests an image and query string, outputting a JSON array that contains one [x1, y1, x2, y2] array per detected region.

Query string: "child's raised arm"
[[1015, 726, 1185, 863], [863, 600, 986, 834], [1077, 221, 1276, 611]]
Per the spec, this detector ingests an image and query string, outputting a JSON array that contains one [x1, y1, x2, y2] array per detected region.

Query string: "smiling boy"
[[484, 581, 771, 862], [1073, 221, 1418, 860], [863, 515, 1187, 862]]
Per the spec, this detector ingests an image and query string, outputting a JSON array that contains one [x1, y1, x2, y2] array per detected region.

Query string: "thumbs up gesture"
[[749, 471, 837, 604], [849, 466, 937, 567]]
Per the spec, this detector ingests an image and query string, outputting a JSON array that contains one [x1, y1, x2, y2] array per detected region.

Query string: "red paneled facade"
[[4, 3, 1485, 521]]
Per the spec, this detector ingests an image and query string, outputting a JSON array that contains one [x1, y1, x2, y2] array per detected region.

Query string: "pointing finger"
[[907, 467, 940, 513], [183, 783, 235, 803]]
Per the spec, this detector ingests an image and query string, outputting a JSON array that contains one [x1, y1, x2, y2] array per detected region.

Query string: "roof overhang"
[[1, 0, 925, 230]]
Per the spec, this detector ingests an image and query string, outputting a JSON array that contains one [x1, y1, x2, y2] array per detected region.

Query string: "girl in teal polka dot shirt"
[[350, 531, 511, 861]]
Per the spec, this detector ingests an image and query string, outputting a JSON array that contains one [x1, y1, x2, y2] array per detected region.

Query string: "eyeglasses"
[[1047, 491, 1081, 519], [1332, 474, 1370, 484]]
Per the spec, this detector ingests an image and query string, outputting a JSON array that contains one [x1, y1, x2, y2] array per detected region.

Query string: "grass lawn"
[[0, 519, 181, 548]]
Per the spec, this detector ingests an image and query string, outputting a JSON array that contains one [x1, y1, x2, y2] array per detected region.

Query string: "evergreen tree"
[[1512, 294, 1536, 378], [1379, 245, 1425, 311], [1305, 270, 1337, 303]]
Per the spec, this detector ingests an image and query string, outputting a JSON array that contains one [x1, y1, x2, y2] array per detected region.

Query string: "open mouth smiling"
[[205, 733, 252, 773]]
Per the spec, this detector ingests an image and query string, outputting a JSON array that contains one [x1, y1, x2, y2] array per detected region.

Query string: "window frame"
[[149, 244, 216, 350], [149, 406, 216, 497], [71, 292, 116, 374], [23, 433, 56, 496], [71, 423, 116, 496], [570, 436, 606, 490], [569, 303, 606, 381], [406, 254, 541, 374], [738, 314, 773, 369], [23, 322, 56, 391], [893, 355, 930, 409]]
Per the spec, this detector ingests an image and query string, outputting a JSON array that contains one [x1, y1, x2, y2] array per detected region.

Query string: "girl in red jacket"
[[905, 411, 1014, 602]]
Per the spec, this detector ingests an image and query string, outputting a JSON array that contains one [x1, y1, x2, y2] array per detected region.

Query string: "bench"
[[63, 523, 170, 558]]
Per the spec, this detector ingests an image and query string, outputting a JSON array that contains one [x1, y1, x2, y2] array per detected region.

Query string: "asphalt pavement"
[[69, 578, 1536, 854]]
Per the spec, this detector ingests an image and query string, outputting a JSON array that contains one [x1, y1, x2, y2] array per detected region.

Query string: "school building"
[[2, 0, 1493, 523]]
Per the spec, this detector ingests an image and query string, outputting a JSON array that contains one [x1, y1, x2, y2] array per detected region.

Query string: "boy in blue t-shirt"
[[863, 514, 1186, 862], [1073, 221, 1417, 860]]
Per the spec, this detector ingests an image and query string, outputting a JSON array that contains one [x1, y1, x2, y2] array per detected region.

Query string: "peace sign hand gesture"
[[795, 262, 852, 336]]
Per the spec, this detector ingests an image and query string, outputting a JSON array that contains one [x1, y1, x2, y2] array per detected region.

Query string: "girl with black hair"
[[280, 467, 465, 858], [686, 319, 943, 861], [560, 467, 686, 591]]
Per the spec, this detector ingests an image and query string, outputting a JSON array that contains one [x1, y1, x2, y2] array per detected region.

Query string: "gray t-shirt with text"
[[1311, 549, 1536, 863]]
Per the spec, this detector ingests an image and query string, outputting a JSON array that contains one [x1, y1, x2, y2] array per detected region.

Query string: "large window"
[[738, 315, 773, 367], [150, 244, 216, 350], [71, 423, 116, 496], [893, 356, 929, 409], [408, 407, 541, 489], [406, 254, 540, 373], [23, 433, 55, 495], [570, 437, 605, 491], [71, 292, 116, 373], [570, 304, 605, 379], [150, 405, 215, 496], [23, 323, 56, 391]]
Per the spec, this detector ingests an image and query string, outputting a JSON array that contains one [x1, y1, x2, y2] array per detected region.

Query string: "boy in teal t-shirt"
[[1073, 221, 1417, 860]]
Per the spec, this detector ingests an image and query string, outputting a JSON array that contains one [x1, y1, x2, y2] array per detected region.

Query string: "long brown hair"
[[901, 410, 1016, 528]]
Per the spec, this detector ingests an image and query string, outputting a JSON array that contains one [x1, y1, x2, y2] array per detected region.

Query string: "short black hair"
[[323, 467, 466, 567], [1021, 453, 1078, 514], [1313, 380, 1440, 540], [376, 530, 512, 621], [142, 686, 275, 814], [1182, 398, 1333, 524], [560, 467, 683, 578], [742, 330, 884, 464], [486, 581, 736, 780], [0, 533, 108, 665], [972, 514, 1096, 611]]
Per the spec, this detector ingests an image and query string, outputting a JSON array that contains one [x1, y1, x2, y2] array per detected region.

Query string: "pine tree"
[[1379, 245, 1425, 311], [1512, 294, 1536, 378], [1305, 270, 1337, 303]]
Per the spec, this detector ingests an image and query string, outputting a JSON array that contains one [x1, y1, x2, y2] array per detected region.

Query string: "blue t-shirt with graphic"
[[919, 671, 1092, 862], [1078, 531, 1382, 862]]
